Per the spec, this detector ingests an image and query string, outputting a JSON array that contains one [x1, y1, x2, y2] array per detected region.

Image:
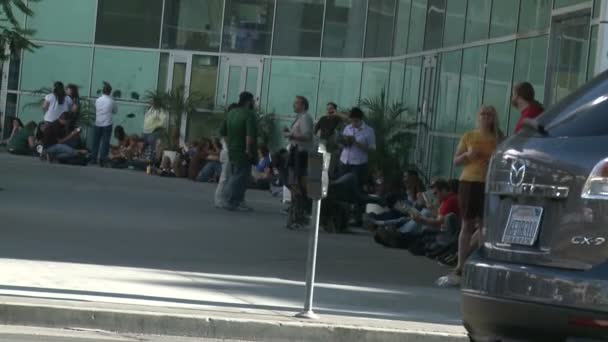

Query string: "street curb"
[[0, 301, 467, 342]]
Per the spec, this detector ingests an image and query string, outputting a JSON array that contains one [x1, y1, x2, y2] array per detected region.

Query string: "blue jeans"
[[47, 144, 78, 160], [197, 160, 222, 182], [91, 125, 113, 163], [222, 161, 250, 208]]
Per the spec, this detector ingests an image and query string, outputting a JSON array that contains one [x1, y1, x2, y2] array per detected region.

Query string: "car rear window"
[[537, 71, 608, 137]]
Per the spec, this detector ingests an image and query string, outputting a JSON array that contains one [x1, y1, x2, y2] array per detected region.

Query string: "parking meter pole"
[[296, 198, 322, 320]]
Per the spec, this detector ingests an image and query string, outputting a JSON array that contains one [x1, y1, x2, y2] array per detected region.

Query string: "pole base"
[[295, 310, 320, 320]]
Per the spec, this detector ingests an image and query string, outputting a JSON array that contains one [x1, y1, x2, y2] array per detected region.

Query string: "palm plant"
[[144, 86, 209, 150], [0, 0, 38, 61], [360, 88, 428, 185]]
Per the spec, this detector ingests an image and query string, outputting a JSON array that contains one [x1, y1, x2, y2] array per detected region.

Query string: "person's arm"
[[57, 129, 80, 145], [415, 214, 445, 228], [354, 127, 376, 153], [42, 95, 51, 113], [453, 134, 474, 166]]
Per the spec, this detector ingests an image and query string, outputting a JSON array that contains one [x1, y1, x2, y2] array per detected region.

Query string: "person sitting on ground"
[[41, 112, 88, 161], [34, 121, 47, 148], [405, 179, 459, 232], [250, 145, 272, 189], [7, 121, 36, 155], [1, 116, 23, 145], [197, 138, 222, 183]]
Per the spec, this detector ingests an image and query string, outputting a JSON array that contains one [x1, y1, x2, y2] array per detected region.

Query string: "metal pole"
[[296, 198, 322, 320]]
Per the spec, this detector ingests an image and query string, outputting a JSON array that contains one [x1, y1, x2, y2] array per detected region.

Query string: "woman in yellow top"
[[447, 105, 502, 285]]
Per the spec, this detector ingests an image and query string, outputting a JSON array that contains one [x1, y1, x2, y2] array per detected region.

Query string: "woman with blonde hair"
[[437, 105, 502, 287]]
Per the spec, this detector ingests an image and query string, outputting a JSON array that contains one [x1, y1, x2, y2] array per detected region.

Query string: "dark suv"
[[462, 71, 608, 341]]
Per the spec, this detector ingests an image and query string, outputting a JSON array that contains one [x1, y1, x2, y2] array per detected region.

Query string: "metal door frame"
[[414, 54, 440, 179]]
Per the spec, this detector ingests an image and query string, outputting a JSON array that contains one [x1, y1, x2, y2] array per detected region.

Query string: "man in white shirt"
[[91, 82, 118, 165]]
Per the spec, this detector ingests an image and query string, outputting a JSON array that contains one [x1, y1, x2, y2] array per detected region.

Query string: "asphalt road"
[[0, 152, 461, 325]]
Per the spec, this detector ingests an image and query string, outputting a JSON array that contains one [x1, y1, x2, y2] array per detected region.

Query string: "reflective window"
[[436, 50, 462, 132], [403, 57, 422, 118], [424, 0, 446, 50], [388, 60, 406, 104], [490, 0, 519, 38], [8, 51, 21, 91], [91, 48, 160, 101], [112, 102, 147, 135], [222, 0, 275, 54], [465, 0, 491, 43], [430, 137, 454, 179], [273, 0, 324, 57], [317, 62, 362, 114], [21, 44, 93, 96], [96, 0, 163, 48], [18, 94, 45, 127], [555, 0, 589, 8], [322, 0, 366, 57], [594, 0, 601, 18], [361, 62, 390, 101], [588, 25, 598, 81], [259, 58, 272, 112], [28, 0, 96, 43], [393, 0, 412, 56], [443, 0, 466, 47], [519, 0, 551, 33], [456, 46, 487, 133], [483, 41, 516, 132], [266, 59, 320, 116], [162, 0, 223, 52], [158, 53, 169, 92], [408, 0, 427, 53], [509, 36, 548, 132], [365, 0, 397, 57], [190, 56, 219, 109]]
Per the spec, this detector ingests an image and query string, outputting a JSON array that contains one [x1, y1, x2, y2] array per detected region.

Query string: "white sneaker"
[[435, 273, 461, 287]]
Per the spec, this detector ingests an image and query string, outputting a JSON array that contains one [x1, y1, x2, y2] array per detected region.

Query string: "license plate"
[[502, 205, 544, 246]]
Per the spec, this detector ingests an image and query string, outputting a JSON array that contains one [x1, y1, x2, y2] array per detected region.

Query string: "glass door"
[[414, 54, 439, 178], [546, 9, 592, 106], [219, 55, 264, 107]]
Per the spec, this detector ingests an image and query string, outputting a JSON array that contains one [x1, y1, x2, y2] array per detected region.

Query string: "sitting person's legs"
[[197, 160, 222, 182], [47, 144, 86, 160]]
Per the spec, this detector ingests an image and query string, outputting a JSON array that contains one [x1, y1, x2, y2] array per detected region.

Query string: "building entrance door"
[[219, 55, 264, 107]]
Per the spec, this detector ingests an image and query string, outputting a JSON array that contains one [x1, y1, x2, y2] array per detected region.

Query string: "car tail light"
[[569, 317, 608, 329], [582, 159, 608, 199]]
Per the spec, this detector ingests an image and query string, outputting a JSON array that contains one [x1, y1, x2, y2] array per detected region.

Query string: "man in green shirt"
[[7, 121, 36, 155], [220, 91, 258, 211]]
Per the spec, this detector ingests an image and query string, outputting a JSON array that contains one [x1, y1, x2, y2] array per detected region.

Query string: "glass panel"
[[191, 56, 219, 109], [424, 0, 446, 50], [430, 136, 453, 179], [227, 65, 242, 105], [96, 0, 163, 48], [594, 0, 601, 18], [260, 58, 271, 112], [361, 61, 391, 101], [483, 41, 516, 133], [21, 44, 93, 96], [388, 60, 406, 104], [322, 0, 366, 58], [158, 53, 169, 92], [162, 0, 223, 52], [365, 0, 397, 57], [436, 50, 462, 132], [408, 0, 427, 53], [8, 51, 21, 91], [91, 48, 160, 101], [456, 46, 487, 133], [28, 0, 96, 43], [17, 94, 45, 127], [266, 59, 320, 116], [393, 0, 412, 56], [519, 0, 551, 33], [222, 0, 275, 54], [245, 66, 259, 94], [172, 63, 187, 91], [403, 57, 422, 118], [555, 0, 590, 8], [490, 0, 520, 38], [465, 0, 491, 43], [549, 15, 590, 105], [588, 25, 598, 80], [317, 61, 362, 114], [443, 0, 466, 47], [509, 35, 548, 132], [273, 0, 324, 57], [112, 102, 148, 135]]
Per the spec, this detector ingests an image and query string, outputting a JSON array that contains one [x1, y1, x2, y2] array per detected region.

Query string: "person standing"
[[91, 82, 117, 165], [66, 84, 81, 114], [215, 103, 238, 208], [220, 92, 257, 212], [315, 102, 345, 178], [142, 96, 168, 155], [511, 82, 544, 133], [437, 105, 501, 287], [284, 96, 315, 230], [43, 82, 73, 123]]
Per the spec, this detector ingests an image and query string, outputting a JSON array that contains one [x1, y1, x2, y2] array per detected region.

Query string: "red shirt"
[[514, 104, 544, 133], [439, 193, 460, 219]]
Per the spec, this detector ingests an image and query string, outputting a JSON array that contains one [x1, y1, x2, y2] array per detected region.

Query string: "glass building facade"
[[1, 0, 604, 179]]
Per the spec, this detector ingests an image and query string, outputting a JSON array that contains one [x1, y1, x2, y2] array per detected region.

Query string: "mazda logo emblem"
[[509, 159, 526, 187]]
